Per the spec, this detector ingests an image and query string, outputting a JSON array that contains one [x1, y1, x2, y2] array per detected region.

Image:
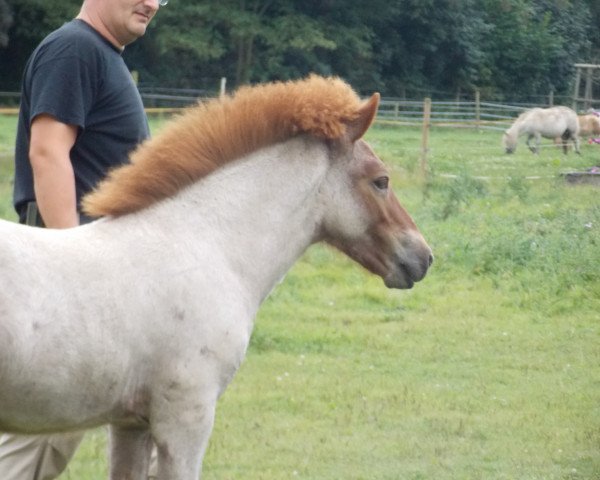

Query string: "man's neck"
[[76, 11, 124, 51]]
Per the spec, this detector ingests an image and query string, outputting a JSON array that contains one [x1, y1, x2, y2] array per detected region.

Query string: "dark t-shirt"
[[13, 19, 150, 223]]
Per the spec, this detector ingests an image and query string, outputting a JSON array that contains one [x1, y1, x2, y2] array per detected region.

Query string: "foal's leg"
[[109, 426, 153, 480], [152, 401, 217, 480]]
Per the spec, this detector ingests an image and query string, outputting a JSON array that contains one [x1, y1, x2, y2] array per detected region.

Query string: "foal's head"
[[321, 94, 433, 289]]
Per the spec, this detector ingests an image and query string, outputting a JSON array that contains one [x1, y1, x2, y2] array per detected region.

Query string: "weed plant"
[[0, 115, 598, 479]]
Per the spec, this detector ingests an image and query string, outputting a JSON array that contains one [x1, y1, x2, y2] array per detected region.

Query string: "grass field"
[[0, 112, 598, 479]]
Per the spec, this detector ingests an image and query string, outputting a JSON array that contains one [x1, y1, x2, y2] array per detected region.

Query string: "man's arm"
[[29, 114, 79, 228]]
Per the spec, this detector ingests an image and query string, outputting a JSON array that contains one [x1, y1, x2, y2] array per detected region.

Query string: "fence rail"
[[377, 99, 534, 131], [1, 90, 592, 132], [2, 90, 598, 184]]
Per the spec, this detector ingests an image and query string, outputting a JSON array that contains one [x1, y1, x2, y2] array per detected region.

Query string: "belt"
[[24, 201, 45, 227], [20, 201, 96, 227]]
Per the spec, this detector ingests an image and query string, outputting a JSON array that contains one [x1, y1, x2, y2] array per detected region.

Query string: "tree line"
[[1, 0, 599, 101]]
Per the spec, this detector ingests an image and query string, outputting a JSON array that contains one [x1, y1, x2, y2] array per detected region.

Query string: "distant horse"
[[577, 113, 600, 137], [0, 76, 432, 480], [553, 113, 600, 150], [502, 106, 580, 154]]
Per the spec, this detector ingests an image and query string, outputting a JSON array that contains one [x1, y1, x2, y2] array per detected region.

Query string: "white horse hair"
[[0, 76, 432, 479], [502, 105, 580, 154]]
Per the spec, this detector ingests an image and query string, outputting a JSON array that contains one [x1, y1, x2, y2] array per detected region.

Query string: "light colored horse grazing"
[[0, 76, 432, 480], [502, 106, 580, 154]]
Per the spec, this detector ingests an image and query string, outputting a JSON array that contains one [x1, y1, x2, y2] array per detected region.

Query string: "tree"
[[584, 0, 600, 60], [1, 0, 599, 100], [0, 0, 80, 89], [142, 0, 371, 88], [371, 0, 490, 98], [0, 0, 13, 47], [477, 0, 594, 101]]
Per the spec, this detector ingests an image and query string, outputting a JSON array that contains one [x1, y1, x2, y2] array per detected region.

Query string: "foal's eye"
[[372, 176, 389, 191]]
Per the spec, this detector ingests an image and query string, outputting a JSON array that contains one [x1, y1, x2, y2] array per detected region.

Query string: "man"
[[0, 0, 166, 478]]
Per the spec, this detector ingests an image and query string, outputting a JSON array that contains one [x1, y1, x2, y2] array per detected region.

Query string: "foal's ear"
[[345, 93, 380, 142]]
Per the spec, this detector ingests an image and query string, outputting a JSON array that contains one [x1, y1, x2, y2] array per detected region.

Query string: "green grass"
[[0, 114, 598, 479], [0, 114, 18, 221]]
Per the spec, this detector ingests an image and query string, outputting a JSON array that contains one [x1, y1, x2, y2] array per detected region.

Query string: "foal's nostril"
[[428, 254, 434, 267]]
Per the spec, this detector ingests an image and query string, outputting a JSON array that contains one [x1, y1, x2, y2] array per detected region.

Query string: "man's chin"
[[123, 26, 147, 45]]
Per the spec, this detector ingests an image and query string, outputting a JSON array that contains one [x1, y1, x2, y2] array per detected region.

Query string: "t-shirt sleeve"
[[28, 51, 96, 130]]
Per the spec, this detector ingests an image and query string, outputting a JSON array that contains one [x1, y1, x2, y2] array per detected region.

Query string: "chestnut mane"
[[82, 75, 363, 218]]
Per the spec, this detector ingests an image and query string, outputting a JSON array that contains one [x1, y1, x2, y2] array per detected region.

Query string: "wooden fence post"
[[572, 67, 581, 110], [584, 68, 593, 110], [475, 90, 481, 131], [420, 97, 431, 178]]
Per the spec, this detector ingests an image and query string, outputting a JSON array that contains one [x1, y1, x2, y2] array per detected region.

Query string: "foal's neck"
[[168, 137, 330, 301]]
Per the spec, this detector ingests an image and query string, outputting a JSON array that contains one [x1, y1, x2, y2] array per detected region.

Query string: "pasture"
[[0, 112, 598, 479]]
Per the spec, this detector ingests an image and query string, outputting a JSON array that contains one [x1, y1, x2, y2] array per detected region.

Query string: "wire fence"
[[0, 96, 535, 131], [2, 87, 596, 139], [377, 99, 551, 131], [1, 89, 598, 185], [1, 88, 587, 125]]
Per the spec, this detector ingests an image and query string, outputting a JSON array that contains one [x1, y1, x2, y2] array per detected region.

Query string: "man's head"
[[78, 0, 164, 49]]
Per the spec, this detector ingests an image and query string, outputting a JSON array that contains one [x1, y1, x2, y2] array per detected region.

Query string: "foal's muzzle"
[[385, 246, 433, 289]]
